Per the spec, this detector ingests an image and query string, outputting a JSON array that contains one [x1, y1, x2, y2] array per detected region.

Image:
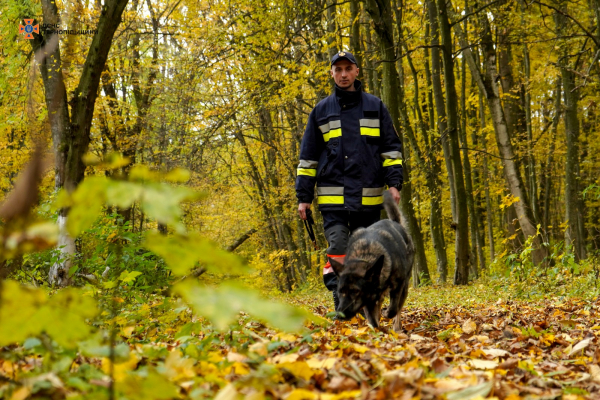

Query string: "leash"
[[303, 209, 319, 250]]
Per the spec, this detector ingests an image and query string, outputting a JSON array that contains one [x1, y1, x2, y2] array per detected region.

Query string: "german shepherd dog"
[[329, 191, 414, 331]]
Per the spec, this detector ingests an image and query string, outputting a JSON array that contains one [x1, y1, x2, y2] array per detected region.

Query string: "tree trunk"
[[33, 0, 130, 286], [452, 6, 547, 265], [427, 0, 457, 221], [460, 54, 484, 276], [402, 44, 448, 284], [559, 48, 586, 260], [479, 93, 495, 261], [436, 0, 470, 284], [365, 0, 431, 287], [349, 0, 362, 76]]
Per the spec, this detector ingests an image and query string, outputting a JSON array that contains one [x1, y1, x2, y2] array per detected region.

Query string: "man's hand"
[[298, 203, 311, 220], [388, 187, 401, 204]]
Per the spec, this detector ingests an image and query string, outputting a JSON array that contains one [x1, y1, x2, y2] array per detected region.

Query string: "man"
[[296, 51, 403, 311]]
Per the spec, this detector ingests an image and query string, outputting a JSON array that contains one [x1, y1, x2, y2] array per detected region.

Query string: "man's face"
[[330, 59, 359, 90]]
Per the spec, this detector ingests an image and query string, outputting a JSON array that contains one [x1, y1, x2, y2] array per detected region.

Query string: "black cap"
[[330, 51, 358, 66]]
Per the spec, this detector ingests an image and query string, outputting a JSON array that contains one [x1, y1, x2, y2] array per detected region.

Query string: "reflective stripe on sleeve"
[[319, 120, 342, 142], [383, 159, 403, 167], [298, 160, 318, 169], [323, 128, 342, 142], [297, 168, 317, 176], [381, 151, 403, 167]]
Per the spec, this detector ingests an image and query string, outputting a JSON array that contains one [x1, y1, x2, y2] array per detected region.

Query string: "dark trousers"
[[322, 210, 380, 291]]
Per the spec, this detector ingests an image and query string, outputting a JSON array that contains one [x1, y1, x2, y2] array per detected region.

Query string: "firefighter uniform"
[[295, 55, 403, 310]]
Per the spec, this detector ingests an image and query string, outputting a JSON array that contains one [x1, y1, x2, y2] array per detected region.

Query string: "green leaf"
[[0, 281, 97, 348], [446, 381, 493, 400], [119, 270, 142, 284], [105, 180, 143, 209], [119, 370, 179, 399], [140, 184, 201, 227], [144, 232, 246, 276], [33, 288, 97, 349], [103, 280, 118, 289], [164, 168, 191, 183], [67, 176, 108, 236], [0, 281, 47, 346], [23, 337, 42, 350], [174, 281, 310, 332]]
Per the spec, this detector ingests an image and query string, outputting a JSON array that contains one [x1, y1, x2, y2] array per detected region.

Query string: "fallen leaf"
[[306, 357, 337, 369], [326, 376, 359, 392], [285, 389, 317, 400], [446, 381, 493, 400], [214, 383, 242, 400], [568, 338, 592, 356], [498, 358, 518, 369], [278, 361, 314, 381], [462, 319, 477, 334], [468, 359, 498, 370], [482, 348, 509, 358], [590, 364, 600, 383]]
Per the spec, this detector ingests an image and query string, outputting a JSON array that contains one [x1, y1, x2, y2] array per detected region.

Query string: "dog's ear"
[[329, 257, 344, 276], [365, 255, 385, 283]]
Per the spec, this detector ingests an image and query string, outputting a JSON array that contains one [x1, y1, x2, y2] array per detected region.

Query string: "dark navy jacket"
[[295, 81, 403, 212]]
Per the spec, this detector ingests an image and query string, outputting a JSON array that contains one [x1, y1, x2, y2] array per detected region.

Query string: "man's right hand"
[[298, 203, 311, 220]]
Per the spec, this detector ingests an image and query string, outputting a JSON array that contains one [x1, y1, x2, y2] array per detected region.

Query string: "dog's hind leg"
[[384, 285, 402, 319], [397, 280, 409, 311], [392, 282, 410, 332]]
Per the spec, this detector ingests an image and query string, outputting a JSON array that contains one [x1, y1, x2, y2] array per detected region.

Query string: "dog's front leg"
[[384, 286, 402, 319], [364, 303, 380, 328]]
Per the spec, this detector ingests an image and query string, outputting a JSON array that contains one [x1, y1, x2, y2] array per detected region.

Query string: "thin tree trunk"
[[403, 43, 448, 284], [480, 93, 495, 261], [365, 0, 431, 287], [460, 54, 483, 277], [350, 0, 362, 73], [436, 0, 470, 284], [427, 0, 457, 221], [452, 7, 547, 264], [33, 0, 130, 286]]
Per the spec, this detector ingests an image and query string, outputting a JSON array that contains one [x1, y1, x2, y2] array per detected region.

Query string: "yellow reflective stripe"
[[360, 127, 380, 137], [383, 159, 403, 167], [297, 168, 316, 176], [362, 196, 384, 205], [318, 195, 344, 205], [323, 128, 342, 142]]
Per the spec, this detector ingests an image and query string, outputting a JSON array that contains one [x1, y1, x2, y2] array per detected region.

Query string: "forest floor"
[[2, 281, 600, 400]]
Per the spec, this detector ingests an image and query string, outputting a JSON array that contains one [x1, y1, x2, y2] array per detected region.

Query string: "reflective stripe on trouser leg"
[[323, 254, 345, 275], [323, 224, 350, 275]]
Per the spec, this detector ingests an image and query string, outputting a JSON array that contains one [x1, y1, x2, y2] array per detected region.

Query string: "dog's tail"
[[383, 190, 402, 224]]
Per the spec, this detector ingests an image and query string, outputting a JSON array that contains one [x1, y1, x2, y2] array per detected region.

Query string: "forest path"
[[242, 293, 600, 399]]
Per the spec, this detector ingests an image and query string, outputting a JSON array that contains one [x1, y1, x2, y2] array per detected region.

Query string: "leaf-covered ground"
[[2, 284, 600, 399]]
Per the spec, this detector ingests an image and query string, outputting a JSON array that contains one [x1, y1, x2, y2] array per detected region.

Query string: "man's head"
[[330, 51, 359, 91]]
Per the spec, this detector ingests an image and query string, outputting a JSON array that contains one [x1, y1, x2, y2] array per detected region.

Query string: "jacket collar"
[[335, 80, 362, 109]]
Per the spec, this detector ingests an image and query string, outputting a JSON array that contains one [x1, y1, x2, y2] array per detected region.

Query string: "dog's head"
[[330, 255, 385, 320]]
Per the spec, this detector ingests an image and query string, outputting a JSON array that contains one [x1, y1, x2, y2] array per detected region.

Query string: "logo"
[[339, 52, 346, 56], [19, 19, 39, 39]]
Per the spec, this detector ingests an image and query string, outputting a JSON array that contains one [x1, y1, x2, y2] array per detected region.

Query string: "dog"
[[329, 190, 414, 331]]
